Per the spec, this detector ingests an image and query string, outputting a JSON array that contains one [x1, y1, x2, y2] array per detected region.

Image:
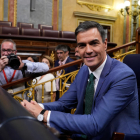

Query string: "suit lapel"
[[93, 55, 113, 102], [65, 56, 70, 63], [55, 60, 59, 67], [75, 66, 89, 114]]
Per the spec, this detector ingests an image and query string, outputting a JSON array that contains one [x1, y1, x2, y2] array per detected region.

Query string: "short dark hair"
[[27, 56, 38, 62], [75, 21, 106, 42], [55, 44, 71, 53]]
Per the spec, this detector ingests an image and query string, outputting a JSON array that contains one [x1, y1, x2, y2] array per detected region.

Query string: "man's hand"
[[21, 100, 48, 122], [0, 56, 8, 71], [17, 56, 24, 70], [21, 100, 42, 118]]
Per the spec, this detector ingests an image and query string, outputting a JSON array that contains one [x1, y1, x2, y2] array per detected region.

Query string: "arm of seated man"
[[21, 100, 49, 123]]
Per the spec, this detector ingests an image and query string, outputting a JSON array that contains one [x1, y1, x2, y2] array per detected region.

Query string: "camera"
[[7, 53, 20, 69]]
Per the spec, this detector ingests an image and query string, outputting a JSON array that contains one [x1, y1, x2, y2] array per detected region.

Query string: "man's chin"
[[84, 60, 94, 65], [84, 61, 97, 69], [76, 56, 81, 60]]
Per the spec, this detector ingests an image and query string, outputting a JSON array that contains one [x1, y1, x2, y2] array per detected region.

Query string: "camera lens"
[[7, 53, 20, 69]]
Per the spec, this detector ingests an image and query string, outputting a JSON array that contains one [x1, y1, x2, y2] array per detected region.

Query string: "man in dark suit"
[[55, 44, 78, 74], [55, 44, 78, 100], [21, 21, 140, 140]]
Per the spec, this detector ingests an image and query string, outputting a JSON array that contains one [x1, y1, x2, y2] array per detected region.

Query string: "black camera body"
[[7, 53, 20, 69]]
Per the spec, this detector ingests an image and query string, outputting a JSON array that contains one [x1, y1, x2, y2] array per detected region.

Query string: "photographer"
[[0, 39, 49, 96]]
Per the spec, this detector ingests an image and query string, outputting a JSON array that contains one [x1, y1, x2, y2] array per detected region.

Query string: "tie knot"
[[89, 73, 95, 81]]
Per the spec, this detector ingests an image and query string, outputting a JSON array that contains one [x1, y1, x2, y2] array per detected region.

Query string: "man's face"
[[77, 28, 107, 71], [56, 50, 68, 62], [75, 47, 81, 59], [1, 42, 17, 56]]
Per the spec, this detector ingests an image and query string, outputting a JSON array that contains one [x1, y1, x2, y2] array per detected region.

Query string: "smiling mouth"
[[84, 55, 97, 58], [83, 55, 97, 61]]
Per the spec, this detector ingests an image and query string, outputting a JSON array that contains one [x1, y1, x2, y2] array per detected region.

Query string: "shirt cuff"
[[38, 103, 51, 127], [47, 111, 51, 127], [38, 103, 44, 109]]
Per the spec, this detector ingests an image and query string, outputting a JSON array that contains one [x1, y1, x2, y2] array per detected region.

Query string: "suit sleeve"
[[48, 69, 137, 137]]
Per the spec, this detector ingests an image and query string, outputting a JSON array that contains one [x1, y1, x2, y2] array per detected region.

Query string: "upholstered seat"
[[0, 21, 12, 27], [60, 31, 75, 39], [123, 54, 140, 120], [38, 24, 53, 30], [21, 28, 41, 36], [17, 22, 34, 28], [21, 28, 40, 36], [42, 29, 60, 37], [0, 26, 19, 35]]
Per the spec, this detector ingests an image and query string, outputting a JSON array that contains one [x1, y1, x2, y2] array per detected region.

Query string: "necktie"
[[84, 73, 95, 114], [81, 73, 95, 139]]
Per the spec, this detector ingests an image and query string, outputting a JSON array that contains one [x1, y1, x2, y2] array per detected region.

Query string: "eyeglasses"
[[1, 49, 16, 53]]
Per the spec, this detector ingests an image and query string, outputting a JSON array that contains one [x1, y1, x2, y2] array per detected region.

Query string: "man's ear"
[[15, 50, 17, 55], [66, 51, 69, 56], [104, 39, 107, 51]]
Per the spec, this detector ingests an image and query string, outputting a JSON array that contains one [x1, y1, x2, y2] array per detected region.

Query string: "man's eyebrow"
[[90, 39, 99, 43], [77, 39, 100, 46], [77, 43, 86, 46]]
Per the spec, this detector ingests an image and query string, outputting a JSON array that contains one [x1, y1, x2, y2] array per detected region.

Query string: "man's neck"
[[59, 56, 69, 64]]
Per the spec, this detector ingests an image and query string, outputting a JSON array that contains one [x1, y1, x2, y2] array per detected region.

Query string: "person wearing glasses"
[[0, 39, 49, 97]]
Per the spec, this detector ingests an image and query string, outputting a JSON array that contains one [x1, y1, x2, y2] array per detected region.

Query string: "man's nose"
[[85, 44, 93, 54]]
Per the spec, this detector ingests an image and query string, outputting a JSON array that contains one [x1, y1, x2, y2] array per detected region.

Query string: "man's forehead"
[[2, 41, 14, 47], [77, 28, 100, 38], [57, 50, 64, 53]]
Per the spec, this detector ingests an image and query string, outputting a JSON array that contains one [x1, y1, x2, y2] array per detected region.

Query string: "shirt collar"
[[59, 56, 69, 65], [88, 55, 107, 81]]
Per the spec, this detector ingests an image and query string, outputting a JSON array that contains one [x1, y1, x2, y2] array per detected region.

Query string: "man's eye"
[[79, 44, 85, 48], [90, 42, 98, 46]]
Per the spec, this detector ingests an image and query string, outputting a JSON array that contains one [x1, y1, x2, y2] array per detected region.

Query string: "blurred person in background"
[[0, 39, 49, 98], [27, 56, 38, 62], [55, 44, 78, 100], [35, 55, 56, 103]]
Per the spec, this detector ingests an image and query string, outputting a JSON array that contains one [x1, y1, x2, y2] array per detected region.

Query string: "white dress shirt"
[[88, 56, 107, 93]]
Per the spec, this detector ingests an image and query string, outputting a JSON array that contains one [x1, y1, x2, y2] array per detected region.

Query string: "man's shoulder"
[[54, 60, 59, 66], [77, 65, 88, 74], [110, 58, 135, 76], [112, 58, 132, 70], [66, 57, 74, 63]]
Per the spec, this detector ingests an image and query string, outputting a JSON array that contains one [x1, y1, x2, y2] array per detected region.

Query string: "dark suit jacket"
[[54, 56, 78, 75], [43, 55, 140, 140]]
